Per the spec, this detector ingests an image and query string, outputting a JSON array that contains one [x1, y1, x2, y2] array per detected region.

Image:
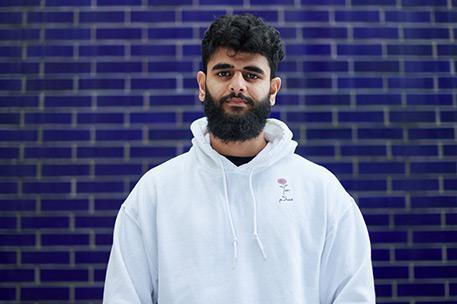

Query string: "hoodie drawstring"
[[249, 169, 268, 260]]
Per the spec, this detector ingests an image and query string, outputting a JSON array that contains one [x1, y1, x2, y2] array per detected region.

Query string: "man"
[[103, 14, 375, 303]]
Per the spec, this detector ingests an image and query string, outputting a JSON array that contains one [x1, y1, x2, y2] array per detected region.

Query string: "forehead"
[[207, 48, 270, 74]]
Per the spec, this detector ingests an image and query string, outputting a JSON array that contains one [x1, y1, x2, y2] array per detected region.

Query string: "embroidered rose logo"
[[277, 178, 293, 203]]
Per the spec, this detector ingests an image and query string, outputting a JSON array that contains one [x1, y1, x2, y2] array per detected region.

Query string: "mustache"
[[220, 93, 255, 106]]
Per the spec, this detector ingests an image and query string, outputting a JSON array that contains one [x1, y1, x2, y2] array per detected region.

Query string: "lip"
[[226, 98, 247, 105]]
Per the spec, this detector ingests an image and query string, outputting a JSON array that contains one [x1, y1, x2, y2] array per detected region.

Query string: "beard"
[[203, 88, 272, 143]]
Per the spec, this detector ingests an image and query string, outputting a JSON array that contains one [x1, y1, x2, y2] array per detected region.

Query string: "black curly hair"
[[201, 14, 285, 79]]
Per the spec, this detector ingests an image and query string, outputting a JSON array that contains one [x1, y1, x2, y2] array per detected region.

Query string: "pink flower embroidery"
[[277, 178, 288, 185]]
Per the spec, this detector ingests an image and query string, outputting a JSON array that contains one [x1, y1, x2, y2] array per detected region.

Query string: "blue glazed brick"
[[182, 44, 200, 57], [97, 62, 142, 73], [45, 62, 91, 74], [363, 214, 389, 226], [372, 249, 389, 261], [0, 0, 39, 6], [358, 128, 403, 140], [22, 251, 69, 264], [43, 130, 90, 141], [26, 78, 73, 91], [407, 93, 453, 106], [46, 0, 91, 6], [79, 78, 125, 90], [435, 11, 457, 23], [394, 214, 441, 226], [131, 11, 175, 23], [358, 196, 406, 209], [0, 62, 39, 74], [77, 181, 124, 193], [94, 198, 123, 210], [41, 269, 88, 282], [150, 0, 193, 4], [77, 113, 124, 124], [405, 60, 450, 73], [352, 0, 395, 4], [411, 195, 457, 208], [149, 128, 192, 140], [439, 77, 457, 89], [0, 269, 34, 282], [356, 94, 401, 106], [338, 111, 384, 123], [385, 11, 431, 23], [341, 145, 386, 156], [45, 95, 91, 108], [0, 46, 22, 57], [0, 217, 16, 229], [353, 27, 398, 39], [131, 44, 176, 56], [0, 147, 19, 159], [42, 234, 89, 246], [27, 45, 73, 57], [25, 112, 72, 124], [444, 179, 457, 191], [414, 231, 457, 243], [335, 10, 379, 22], [96, 129, 142, 141], [0, 234, 35, 246], [96, 233, 113, 245], [27, 12, 74, 23], [354, 60, 399, 72], [0, 252, 16, 264], [301, 0, 345, 4], [95, 164, 141, 176], [404, 28, 449, 39], [392, 145, 438, 157], [387, 44, 432, 56], [359, 161, 405, 174], [373, 266, 408, 279], [286, 77, 332, 89], [0, 130, 37, 141], [286, 111, 332, 123], [0, 79, 21, 91], [76, 250, 110, 264], [42, 199, 89, 211], [148, 28, 193, 39], [0, 182, 17, 194], [98, 95, 143, 107], [388, 77, 434, 89], [444, 145, 457, 156], [0, 113, 20, 124], [319, 162, 353, 175], [150, 94, 196, 106], [131, 78, 176, 90], [396, 248, 442, 261], [302, 60, 348, 72], [306, 128, 352, 140], [278, 61, 298, 72], [96, 28, 141, 40], [393, 179, 439, 191], [306, 94, 351, 106], [42, 164, 90, 176], [232, 10, 278, 22], [409, 128, 454, 140], [21, 287, 69, 301], [390, 111, 435, 123], [369, 231, 407, 243], [0, 29, 40, 40], [79, 45, 125, 56], [338, 77, 383, 88], [148, 61, 193, 73], [437, 44, 457, 56], [302, 27, 347, 39], [97, 0, 141, 5], [75, 216, 116, 228], [0, 199, 35, 211], [130, 146, 177, 158], [130, 112, 176, 124], [45, 29, 91, 40], [398, 283, 444, 297], [23, 182, 71, 194], [75, 287, 104, 300], [415, 266, 457, 278], [182, 10, 227, 22], [79, 11, 125, 23], [22, 216, 69, 229], [375, 284, 392, 297], [296, 145, 335, 157], [286, 44, 331, 55], [28, 148, 69, 161], [284, 10, 329, 22], [0, 96, 38, 107], [402, 0, 447, 5], [411, 161, 457, 174], [0, 165, 35, 177], [77, 146, 124, 158]]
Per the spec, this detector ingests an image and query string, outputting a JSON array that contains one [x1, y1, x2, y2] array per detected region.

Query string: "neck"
[[210, 132, 267, 157]]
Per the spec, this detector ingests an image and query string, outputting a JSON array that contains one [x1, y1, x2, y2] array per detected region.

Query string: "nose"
[[229, 72, 246, 93]]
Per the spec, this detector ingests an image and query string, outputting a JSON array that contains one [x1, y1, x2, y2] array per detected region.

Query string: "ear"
[[196, 71, 206, 102], [269, 77, 282, 106]]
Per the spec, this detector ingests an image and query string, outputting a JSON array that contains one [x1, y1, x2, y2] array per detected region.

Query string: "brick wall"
[[0, 0, 456, 303]]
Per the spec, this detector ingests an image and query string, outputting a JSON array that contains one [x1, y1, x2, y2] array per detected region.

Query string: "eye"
[[216, 71, 231, 78], [244, 73, 259, 80]]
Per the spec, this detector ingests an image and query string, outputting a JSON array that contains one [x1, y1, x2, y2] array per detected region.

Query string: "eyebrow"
[[211, 63, 265, 75]]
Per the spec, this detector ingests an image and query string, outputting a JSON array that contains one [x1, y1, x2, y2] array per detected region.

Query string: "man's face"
[[197, 48, 281, 142]]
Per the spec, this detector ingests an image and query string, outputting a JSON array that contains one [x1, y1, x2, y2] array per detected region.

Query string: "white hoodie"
[[103, 117, 375, 304]]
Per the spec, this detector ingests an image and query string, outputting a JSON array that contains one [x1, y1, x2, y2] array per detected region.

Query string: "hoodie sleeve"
[[319, 199, 376, 303], [103, 203, 156, 304]]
